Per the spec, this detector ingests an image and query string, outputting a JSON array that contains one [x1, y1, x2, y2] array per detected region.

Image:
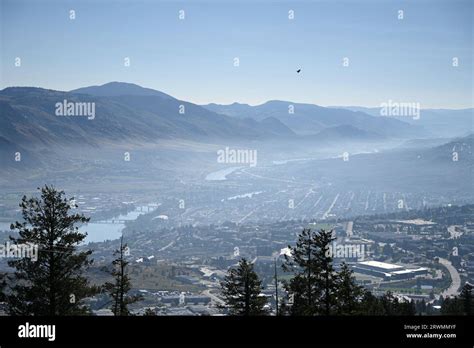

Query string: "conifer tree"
[[0, 273, 6, 302], [334, 262, 365, 315], [282, 228, 318, 315], [282, 229, 338, 315], [7, 185, 98, 315], [441, 283, 474, 315], [104, 236, 141, 316], [313, 229, 338, 315], [220, 258, 267, 316], [460, 282, 473, 315]]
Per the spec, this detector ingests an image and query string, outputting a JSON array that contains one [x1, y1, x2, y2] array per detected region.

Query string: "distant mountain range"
[[328, 105, 473, 137], [0, 81, 472, 194], [285, 134, 473, 193], [1, 81, 468, 159], [71, 82, 175, 99], [204, 100, 423, 138], [422, 134, 473, 163], [0, 83, 293, 151]]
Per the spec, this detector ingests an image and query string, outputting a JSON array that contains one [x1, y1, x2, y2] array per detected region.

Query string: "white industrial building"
[[353, 260, 428, 280]]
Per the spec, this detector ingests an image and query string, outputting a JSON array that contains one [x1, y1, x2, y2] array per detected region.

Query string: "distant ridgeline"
[[353, 204, 474, 225]]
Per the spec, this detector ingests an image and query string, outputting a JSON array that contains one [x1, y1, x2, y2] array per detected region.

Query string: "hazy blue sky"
[[1, 0, 472, 108]]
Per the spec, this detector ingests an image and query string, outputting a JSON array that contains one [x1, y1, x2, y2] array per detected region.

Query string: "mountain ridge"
[[0, 82, 435, 152], [203, 100, 422, 138]]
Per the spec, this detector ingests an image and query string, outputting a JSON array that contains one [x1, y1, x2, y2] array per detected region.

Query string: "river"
[[205, 166, 242, 181], [0, 205, 154, 245]]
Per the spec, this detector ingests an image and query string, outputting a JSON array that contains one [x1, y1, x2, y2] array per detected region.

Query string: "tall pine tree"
[[0, 273, 6, 302], [282, 228, 318, 315], [460, 282, 473, 315], [441, 283, 473, 315], [334, 262, 365, 315], [104, 236, 141, 316], [282, 229, 338, 315], [313, 229, 338, 315], [220, 258, 267, 316], [7, 185, 98, 315]]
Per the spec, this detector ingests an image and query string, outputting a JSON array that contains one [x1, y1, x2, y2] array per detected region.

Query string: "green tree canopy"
[[7, 185, 98, 315], [221, 258, 267, 316], [282, 229, 338, 315], [104, 236, 142, 316]]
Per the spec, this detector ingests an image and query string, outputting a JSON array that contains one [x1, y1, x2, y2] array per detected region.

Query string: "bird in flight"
[[296, 68, 301, 73]]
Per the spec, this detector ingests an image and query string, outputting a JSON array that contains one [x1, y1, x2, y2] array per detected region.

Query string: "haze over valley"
[[0, 0, 473, 322], [1, 82, 472, 230]]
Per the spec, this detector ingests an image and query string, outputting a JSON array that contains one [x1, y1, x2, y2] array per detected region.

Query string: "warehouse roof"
[[357, 260, 404, 271]]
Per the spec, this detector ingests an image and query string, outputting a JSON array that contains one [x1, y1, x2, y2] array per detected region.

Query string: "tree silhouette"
[[221, 258, 267, 315], [7, 185, 98, 315], [104, 236, 142, 316], [282, 229, 338, 315]]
